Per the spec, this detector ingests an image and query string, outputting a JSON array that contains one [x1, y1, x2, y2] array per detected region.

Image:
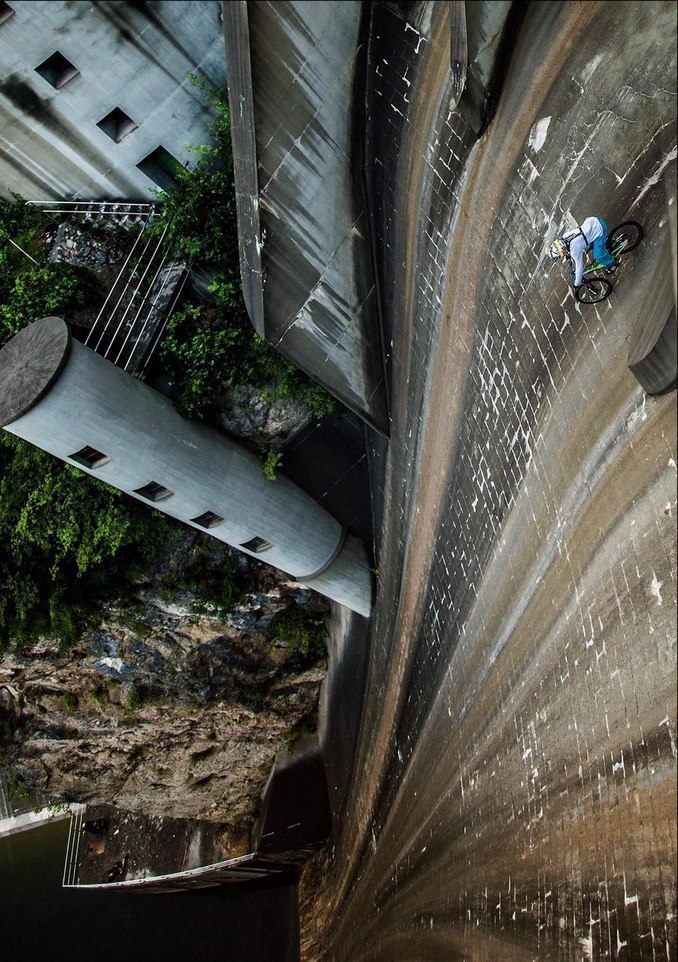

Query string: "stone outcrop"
[[0, 534, 329, 839], [48, 222, 124, 269], [217, 383, 310, 449]]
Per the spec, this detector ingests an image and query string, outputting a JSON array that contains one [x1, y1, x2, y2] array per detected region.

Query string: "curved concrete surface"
[[308, 2, 677, 960]]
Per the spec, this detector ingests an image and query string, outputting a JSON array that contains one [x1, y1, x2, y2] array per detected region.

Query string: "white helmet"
[[548, 238, 567, 261]]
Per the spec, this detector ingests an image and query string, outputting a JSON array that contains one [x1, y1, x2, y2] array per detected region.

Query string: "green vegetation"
[[265, 605, 328, 670], [0, 79, 339, 654], [62, 692, 77, 715], [262, 451, 283, 482], [152, 77, 341, 426], [124, 687, 140, 716], [0, 431, 170, 652], [159, 540, 241, 618], [0, 199, 172, 653], [0, 197, 101, 343]]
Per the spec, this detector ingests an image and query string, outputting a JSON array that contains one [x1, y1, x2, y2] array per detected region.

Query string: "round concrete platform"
[[0, 316, 71, 427]]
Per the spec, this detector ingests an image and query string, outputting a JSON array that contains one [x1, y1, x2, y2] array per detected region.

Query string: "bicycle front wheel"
[[609, 220, 643, 255], [575, 278, 612, 304]]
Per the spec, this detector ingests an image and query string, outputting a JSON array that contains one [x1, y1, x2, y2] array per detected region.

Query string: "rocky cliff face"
[[0, 533, 329, 846]]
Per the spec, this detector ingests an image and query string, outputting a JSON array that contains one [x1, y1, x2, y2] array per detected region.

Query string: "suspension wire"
[[8, 237, 39, 265], [105, 224, 169, 362], [116, 250, 171, 369], [86, 216, 152, 347], [62, 808, 75, 887], [24, 199, 181, 377], [92, 223, 164, 354], [121, 257, 183, 372]]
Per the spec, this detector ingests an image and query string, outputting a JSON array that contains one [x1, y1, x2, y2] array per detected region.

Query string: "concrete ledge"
[[628, 307, 678, 395], [0, 803, 84, 840]]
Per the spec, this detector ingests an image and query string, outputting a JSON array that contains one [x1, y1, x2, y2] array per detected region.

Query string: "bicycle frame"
[[581, 235, 629, 277]]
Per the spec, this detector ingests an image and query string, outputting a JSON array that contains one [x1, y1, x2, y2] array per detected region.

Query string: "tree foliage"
[[265, 605, 327, 670], [152, 78, 341, 424], [0, 78, 339, 650], [0, 199, 169, 651]]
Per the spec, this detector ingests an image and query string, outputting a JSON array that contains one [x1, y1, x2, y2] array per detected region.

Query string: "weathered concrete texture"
[[306, 2, 677, 960], [454, 0, 514, 134], [0, 0, 226, 200], [221, 0, 265, 336], [223, 0, 389, 433]]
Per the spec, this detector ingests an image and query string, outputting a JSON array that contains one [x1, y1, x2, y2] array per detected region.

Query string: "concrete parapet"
[[222, 0, 389, 433]]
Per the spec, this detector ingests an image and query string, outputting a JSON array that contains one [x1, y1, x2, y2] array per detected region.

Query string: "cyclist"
[[549, 216, 618, 291]]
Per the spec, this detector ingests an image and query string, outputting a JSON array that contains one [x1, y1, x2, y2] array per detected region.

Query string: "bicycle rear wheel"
[[608, 220, 643, 255], [575, 278, 612, 304]]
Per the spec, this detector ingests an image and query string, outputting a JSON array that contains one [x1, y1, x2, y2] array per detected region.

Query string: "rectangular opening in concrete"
[[191, 511, 224, 529], [69, 446, 109, 469], [136, 146, 184, 192], [35, 51, 79, 89], [0, 2, 15, 25], [97, 107, 138, 144], [240, 536, 273, 553], [133, 481, 173, 502]]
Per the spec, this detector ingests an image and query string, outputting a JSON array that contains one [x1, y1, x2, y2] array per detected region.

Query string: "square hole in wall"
[[134, 481, 173, 502], [97, 107, 138, 144], [35, 51, 79, 89], [136, 146, 184, 192], [69, 445, 109, 469], [0, 2, 15, 26], [191, 511, 224, 529], [240, 536, 273, 553]]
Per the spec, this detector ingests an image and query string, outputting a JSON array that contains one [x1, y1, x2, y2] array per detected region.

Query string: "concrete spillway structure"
[[0, 316, 372, 617], [294, 2, 677, 961]]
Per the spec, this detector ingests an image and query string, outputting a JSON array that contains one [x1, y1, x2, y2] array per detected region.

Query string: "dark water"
[[0, 820, 298, 962]]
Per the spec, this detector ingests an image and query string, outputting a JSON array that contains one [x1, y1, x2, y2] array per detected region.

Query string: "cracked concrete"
[[303, 2, 677, 960]]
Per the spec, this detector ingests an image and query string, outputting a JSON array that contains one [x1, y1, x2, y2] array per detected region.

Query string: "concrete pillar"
[[0, 317, 372, 617]]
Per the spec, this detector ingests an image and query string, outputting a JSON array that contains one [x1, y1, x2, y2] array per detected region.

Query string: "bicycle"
[[570, 221, 644, 304]]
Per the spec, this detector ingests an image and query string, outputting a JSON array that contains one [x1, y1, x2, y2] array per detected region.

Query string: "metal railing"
[[26, 200, 157, 220], [62, 804, 85, 887], [26, 199, 185, 377], [65, 849, 310, 893]]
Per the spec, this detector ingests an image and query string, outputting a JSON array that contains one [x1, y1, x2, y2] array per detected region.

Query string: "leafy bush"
[[262, 451, 283, 482], [159, 304, 243, 418], [0, 196, 50, 299], [0, 432, 170, 652], [152, 78, 341, 427], [265, 606, 327, 669], [0, 263, 101, 342], [152, 76, 237, 271]]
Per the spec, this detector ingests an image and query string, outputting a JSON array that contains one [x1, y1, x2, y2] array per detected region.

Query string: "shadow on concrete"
[[280, 412, 373, 548], [252, 740, 332, 858]]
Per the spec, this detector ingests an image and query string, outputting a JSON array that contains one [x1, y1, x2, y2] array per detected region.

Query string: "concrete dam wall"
[[301, 2, 676, 960], [223, 0, 389, 432], [222, 0, 518, 436]]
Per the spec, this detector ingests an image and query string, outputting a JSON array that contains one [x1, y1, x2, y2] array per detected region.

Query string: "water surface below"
[[1, 819, 298, 962]]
